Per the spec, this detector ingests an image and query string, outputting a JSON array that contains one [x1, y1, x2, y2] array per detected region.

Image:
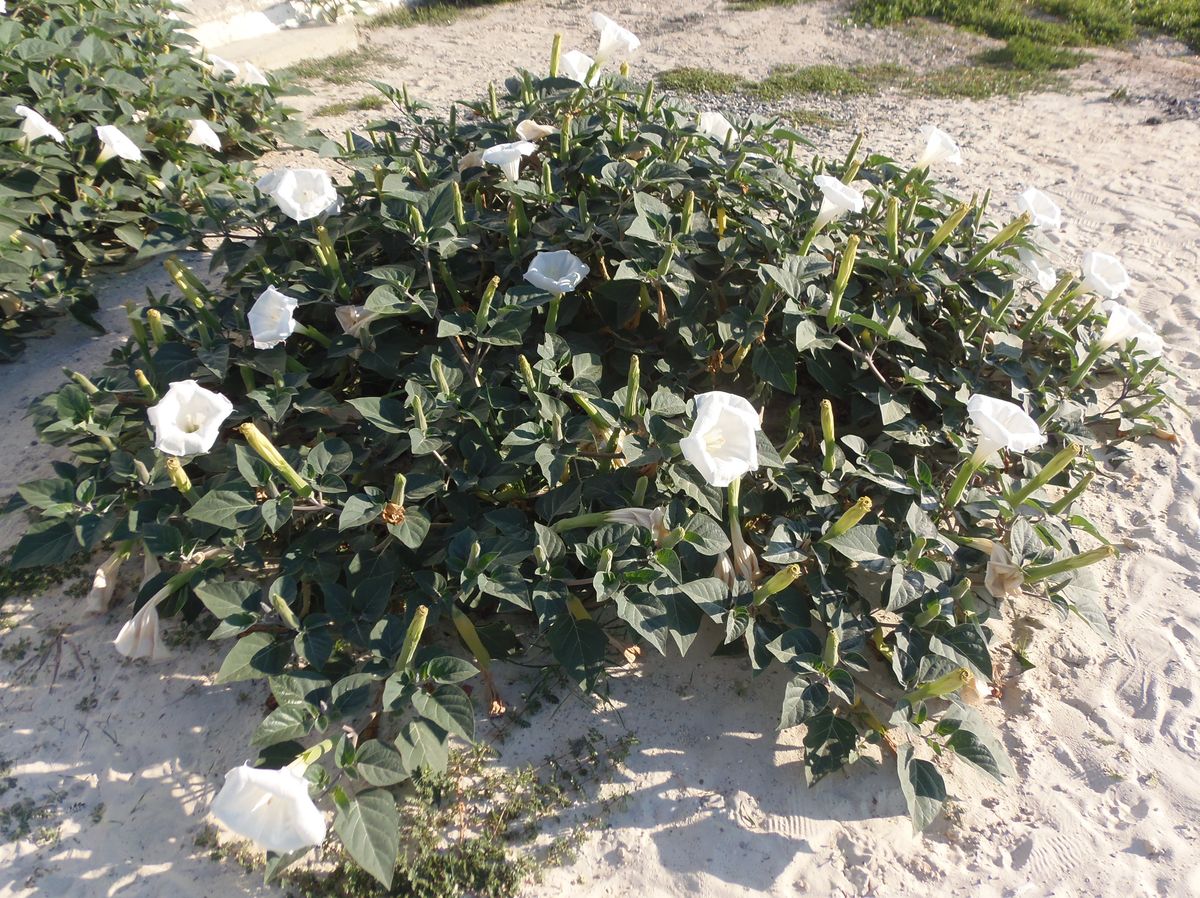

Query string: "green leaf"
[[395, 719, 449, 774], [251, 705, 313, 747], [216, 633, 288, 683], [802, 709, 859, 785], [411, 684, 475, 741], [929, 623, 993, 680], [779, 679, 828, 730], [340, 493, 384, 530], [546, 613, 608, 690], [9, 520, 80, 570], [897, 744, 946, 832], [937, 702, 1015, 782], [194, 580, 259, 619], [823, 525, 895, 563], [752, 343, 797, 393], [419, 656, 478, 684], [186, 490, 258, 530], [681, 513, 730, 556], [347, 397, 407, 434], [334, 789, 400, 888], [353, 740, 408, 787]]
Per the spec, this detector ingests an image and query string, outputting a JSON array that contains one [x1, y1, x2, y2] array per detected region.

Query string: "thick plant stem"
[[1068, 341, 1107, 389], [943, 456, 980, 510]]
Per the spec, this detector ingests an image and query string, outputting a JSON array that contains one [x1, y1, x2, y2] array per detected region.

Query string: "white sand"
[[1, 3, 1198, 896]]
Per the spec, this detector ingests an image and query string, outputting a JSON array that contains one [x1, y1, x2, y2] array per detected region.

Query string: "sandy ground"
[[1, 2, 1199, 897]]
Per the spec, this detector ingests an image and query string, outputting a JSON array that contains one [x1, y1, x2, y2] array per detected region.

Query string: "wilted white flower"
[[256, 168, 339, 222], [697, 111, 737, 145], [915, 124, 961, 169], [729, 519, 761, 583], [592, 12, 640, 63], [458, 149, 485, 172], [114, 600, 168, 661], [186, 119, 221, 151], [210, 764, 326, 854], [607, 507, 669, 544], [95, 124, 143, 163], [812, 174, 865, 230], [984, 544, 1024, 598], [515, 119, 558, 141], [240, 62, 270, 86], [147, 380, 234, 457], [1015, 247, 1057, 292], [1079, 251, 1129, 299], [85, 551, 125, 613], [335, 304, 376, 336], [1016, 187, 1062, 230], [481, 141, 537, 183], [248, 286, 300, 350], [524, 250, 590, 295], [713, 551, 737, 590], [1097, 300, 1163, 357], [965, 394, 1046, 466], [14, 105, 65, 146], [679, 391, 761, 488], [559, 50, 598, 86], [209, 55, 240, 79]]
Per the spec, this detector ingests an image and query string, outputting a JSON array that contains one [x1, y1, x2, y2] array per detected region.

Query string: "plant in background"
[[4, 10, 1178, 885], [0, 0, 309, 359]]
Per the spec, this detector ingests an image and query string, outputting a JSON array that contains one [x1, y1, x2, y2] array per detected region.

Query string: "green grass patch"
[[367, 0, 515, 29], [755, 63, 907, 98], [850, 0, 1199, 52], [658, 59, 1055, 102], [976, 36, 1091, 71], [656, 67, 752, 94], [281, 48, 397, 86], [727, 0, 800, 9], [781, 109, 845, 129], [312, 95, 388, 117]]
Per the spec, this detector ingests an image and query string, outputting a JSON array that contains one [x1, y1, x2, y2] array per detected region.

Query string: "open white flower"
[[515, 119, 559, 141], [114, 600, 168, 660], [1079, 251, 1129, 299], [915, 125, 961, 169], [965, 394, 1046, 466], [248, 286, 300, 349], [697, 111, 737, 145], [335, 304, 376, 336], [256, 168, 339, 222], [148, 380, 234, 457], [481, 140, 537, 183], [559, 50, 598, 86], [95, 125, 143, 163], [524, 250, 590, 295], [1016, 187, 1062, 230], [186, 119, 221, 151], [14, 105, 65, 147], [592, 12, 640, 63], [1097, 301, 1163, 357], [812, 175, 865, 230], [679, 391, 761, 487], [984, 544, 1024, 598], [210, 764, 326, 854], [240, 62, 270, 87], [209, 54, 240, 79], [1015, 247, 1057, 292]]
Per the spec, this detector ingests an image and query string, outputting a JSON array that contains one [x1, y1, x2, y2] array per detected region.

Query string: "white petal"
[[186, 119, 222, 152]]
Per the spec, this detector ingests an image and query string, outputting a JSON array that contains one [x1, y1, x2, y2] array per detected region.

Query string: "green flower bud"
[[822, 497, 872, 542]]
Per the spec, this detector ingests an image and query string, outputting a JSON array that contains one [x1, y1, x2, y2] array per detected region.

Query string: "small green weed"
[[976, 36, 1091, 70], [313, 95, 388, 117], [282, 48, 398, 86], [367, 0, 515, 29]]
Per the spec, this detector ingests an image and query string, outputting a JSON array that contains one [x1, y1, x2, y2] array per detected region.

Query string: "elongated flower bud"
[[518, 354, 538, 394], [822, 631, 840, 667], [239, 423, 313, 498], [752, 564, 801, 605], [397, 605, 429, 669], [886, 196, 899, 257], [549, 32, 562, 77], [134, 369, 157, 401], [822, 497, 871, 541], [827, 234, 859, 327], [821, 399, 836, 473], [146, 308, 167, 345], [904, 667, 971, 704], [164, 457, 198, 503], [913, 203, 972, 270], [624, 354, 640, 420], [1024, 545, 1116, 583], [475, 276, 499, 331], [966, 212, 1031, 270], [1008, 442, 1080, 510], [431, 356, 451, 396]]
